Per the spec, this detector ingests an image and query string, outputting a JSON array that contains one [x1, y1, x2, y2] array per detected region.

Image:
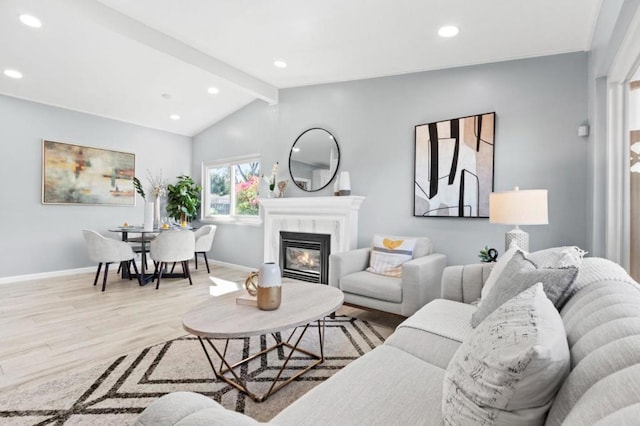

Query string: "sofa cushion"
[[571, 317, 640, 367], [443, 283, 569, 425], [272, 345, 444, 426], [396, 298, 476, 343], [561, 280, 640, 347], [552, 364, 640, 426], [471, 251, 578, 327], [566, 303, 640, 352], [384, 299, 475, 369], [384, 327, 461, 370], [176, 408, 261, 425], [592, 403, 640, 426], [366, 235, 416, 277], [441, 263, 493, 303], [339, 270, 402, 303], [546, 335, 640, 425], [560, 258, 636, 312], [134, 392, 221, 426]]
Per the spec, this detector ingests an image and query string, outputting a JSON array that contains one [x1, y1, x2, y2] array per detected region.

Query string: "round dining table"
[[108, 226, 194, 284]]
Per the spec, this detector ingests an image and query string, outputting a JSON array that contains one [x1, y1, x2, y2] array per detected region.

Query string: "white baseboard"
[[0, 266, 96, 285], [0, 260, 258, 285], [209, 259, 256, 273]]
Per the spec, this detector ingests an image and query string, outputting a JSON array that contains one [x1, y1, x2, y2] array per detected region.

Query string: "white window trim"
[[201, 154, 263, 226]]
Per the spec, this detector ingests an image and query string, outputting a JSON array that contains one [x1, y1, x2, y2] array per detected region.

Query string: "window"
[[202, 155, 261, 224]]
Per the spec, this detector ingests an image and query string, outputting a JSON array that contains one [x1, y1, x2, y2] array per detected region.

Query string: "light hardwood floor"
[[0, 261, 403, 394]]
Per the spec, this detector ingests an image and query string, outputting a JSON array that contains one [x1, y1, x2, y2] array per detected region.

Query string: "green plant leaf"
[[133, 177, 146, 200], [165, 175, 202, 221]]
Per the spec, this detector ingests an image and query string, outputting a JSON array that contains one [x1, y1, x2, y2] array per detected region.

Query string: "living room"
[[2, 0, 640, 424]]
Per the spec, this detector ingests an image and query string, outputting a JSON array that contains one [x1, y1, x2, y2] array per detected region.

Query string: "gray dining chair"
[[82, 229, 141, 291], [150, 230, 196, 289], [193, 225, 217, 273]]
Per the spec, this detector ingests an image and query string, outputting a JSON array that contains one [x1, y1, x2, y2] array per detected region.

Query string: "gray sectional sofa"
[[135, 256, 640, 425]]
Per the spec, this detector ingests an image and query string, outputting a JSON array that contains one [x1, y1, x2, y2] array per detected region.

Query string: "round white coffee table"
[[183, 281, 344, 402]]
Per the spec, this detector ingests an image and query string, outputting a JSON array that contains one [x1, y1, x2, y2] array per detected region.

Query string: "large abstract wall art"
[[42, 140, 136, 206], [414, 112, 495, 218]]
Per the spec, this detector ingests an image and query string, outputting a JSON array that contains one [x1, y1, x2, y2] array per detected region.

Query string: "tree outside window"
[[203, 156, 261, 222]]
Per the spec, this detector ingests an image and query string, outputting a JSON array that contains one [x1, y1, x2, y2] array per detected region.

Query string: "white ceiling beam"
[[67, 0, 278, 104]]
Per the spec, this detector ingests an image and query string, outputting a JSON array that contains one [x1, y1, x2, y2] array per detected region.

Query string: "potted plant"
[[478, 246, 499, 263], [166, 175, 202, 226]]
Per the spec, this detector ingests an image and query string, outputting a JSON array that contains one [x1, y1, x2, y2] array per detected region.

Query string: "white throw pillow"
[[479, 245, 520, 302], [366, 235, 416, 277], [443, 283, 570, 425]]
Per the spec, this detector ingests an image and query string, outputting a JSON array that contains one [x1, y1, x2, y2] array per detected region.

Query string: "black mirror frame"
[[288, 127, 341, 192]]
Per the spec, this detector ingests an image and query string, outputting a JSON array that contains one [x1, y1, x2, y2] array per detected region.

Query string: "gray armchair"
[[329, 236, 447, 316]]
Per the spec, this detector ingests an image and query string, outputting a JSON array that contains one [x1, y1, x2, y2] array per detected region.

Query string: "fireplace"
[[280, 231, 331, 284], [260, 197, 365, 280]]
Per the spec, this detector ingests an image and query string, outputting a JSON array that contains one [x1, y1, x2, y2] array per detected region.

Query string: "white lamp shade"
[[489, 189, 548, 225]]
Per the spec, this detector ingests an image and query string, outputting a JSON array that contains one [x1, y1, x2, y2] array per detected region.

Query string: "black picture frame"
[[413, 112, 496, 218]]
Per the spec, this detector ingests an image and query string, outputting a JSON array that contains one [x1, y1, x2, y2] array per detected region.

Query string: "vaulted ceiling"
[[0, 0, 602, 136]]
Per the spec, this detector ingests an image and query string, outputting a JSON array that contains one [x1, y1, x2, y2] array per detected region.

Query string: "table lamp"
[[489, 186, 548, 251]]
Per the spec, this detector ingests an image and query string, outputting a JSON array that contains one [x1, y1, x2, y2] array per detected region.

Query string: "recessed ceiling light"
[[273, 60, 287, 68], [292, 147, 300, 153], [207, 87, 220, 95], [438, 26, 459, 38], [19, 14, 42, 28], [170, 114, 181, 120], [3, 69, 23, 79]]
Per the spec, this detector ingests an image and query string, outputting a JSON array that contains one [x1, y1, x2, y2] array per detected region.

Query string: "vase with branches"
[[133, 169, 167, 228]]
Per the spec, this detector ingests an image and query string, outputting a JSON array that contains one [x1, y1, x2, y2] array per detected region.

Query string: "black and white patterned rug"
[[0, 316, 390, 425]]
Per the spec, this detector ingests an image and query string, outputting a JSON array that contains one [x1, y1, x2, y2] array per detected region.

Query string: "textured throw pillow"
[[526, 246, 587, 269], [366, 235, 416, 277], [471, 251, 578, 327], [479, 245, 520, 302], [443, 283, 570, 425], [479, 246, 586, 305]]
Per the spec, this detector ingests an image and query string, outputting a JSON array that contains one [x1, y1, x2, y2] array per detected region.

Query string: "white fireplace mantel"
[[259, 196, 365, 264]]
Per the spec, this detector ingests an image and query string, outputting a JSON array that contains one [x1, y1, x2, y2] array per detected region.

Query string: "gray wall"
[[193, 52, 589, 268], [0, 95, 191, 278]]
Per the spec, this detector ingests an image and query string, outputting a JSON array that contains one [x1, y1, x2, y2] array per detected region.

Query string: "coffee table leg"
[[196, 337, 224, 382], [318, 318, 325, 360], [195, 319, 328, 403]]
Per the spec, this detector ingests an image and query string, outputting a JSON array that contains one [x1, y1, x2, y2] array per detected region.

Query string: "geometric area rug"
[[0, 316, 391, 425]]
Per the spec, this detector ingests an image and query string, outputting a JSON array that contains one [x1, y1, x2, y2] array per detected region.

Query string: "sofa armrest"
[[400, 253, 447, 316], [328, 248, 371, 289], [441, 263, 493, 304]]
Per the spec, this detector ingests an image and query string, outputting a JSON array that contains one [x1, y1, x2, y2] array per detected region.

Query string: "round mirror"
[[288, 128, 340, 192]]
